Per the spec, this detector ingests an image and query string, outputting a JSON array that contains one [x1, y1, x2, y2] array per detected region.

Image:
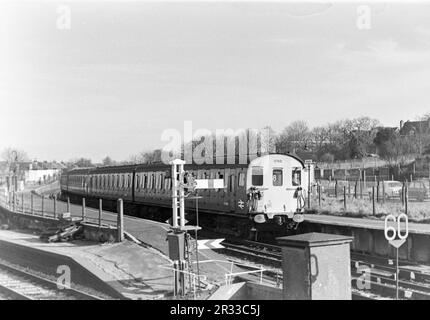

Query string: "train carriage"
[[60, 153, 309, 237]]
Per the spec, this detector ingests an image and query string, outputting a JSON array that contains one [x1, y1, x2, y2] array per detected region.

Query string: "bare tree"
[[277, 120, 310, 154], [128, 149, 163, 164], [102, 156, 115, 166], [1, 148, 29, 165]]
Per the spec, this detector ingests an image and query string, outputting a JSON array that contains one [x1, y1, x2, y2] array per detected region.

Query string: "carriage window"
[[272, 169, 283, 186], [160, 174, 164, 189], [252, 166, 263, 186], [136, 175, 140, 189], [238, 172, 245, 187], [292, 168, 301, 186], [229, 175, 235, 192]]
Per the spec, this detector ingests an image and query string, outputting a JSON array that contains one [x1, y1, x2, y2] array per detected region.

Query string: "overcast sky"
[[1, 1, 430, 162]]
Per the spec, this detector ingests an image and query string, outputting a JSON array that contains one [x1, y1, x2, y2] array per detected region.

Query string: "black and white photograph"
[[1, 0, 430, 306]]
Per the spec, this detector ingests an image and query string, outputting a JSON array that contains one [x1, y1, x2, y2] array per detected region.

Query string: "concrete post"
[[67, 197, 70, 212], [277, 233, 353, 300], [31, 193, 33, 215], [99, 198, 102, 227], [82, 198, 86, 221], [372, 187, 375, 215], [117, 198, 124, 242], [41, 195, 44, 217]]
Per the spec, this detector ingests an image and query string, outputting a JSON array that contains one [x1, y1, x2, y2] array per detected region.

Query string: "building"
[[400, 119, 430, 136], [0, 160, 66, 188]]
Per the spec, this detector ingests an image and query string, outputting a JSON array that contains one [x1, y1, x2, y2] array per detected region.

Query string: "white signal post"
[[168, 160, 225, 297], [170, 159, 186, 228], [384, 213, 409, 300]]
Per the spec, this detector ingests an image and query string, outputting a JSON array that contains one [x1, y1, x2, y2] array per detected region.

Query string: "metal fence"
[[310, 178, 430, 218], [0, 189, 119, 228]]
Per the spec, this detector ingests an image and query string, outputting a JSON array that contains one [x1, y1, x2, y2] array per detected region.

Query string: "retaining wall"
[[301, 221, 430, 264]]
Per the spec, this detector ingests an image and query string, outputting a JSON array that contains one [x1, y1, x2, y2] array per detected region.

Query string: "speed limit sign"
[[384, 213, 409, 248], [384, 213, 409, 300]]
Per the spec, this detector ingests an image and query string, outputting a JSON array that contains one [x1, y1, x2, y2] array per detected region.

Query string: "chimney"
[[400, 120, 404, 129]]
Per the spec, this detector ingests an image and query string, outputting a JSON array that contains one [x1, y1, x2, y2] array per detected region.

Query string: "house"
[[0, 160, 66, 188], [399, 119, 430, 136]]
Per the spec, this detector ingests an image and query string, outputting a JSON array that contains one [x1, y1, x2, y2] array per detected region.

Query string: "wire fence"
[[309, 178, 430, 221]]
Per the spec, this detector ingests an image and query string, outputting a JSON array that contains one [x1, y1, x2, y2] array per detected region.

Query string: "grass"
[[310, 195, 430, 223]]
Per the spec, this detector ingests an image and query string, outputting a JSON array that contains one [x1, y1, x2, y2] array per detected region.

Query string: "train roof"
[[64, 153, 304, 175]]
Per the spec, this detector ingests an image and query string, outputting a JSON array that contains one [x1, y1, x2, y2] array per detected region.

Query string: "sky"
[[1, 1, 430, 162]]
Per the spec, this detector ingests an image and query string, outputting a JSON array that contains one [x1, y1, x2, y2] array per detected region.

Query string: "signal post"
[[167, 159, 225, 298]]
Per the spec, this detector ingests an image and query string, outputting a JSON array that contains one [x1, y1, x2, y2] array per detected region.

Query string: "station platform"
[[303, 213, 430, 235], [0, 229, 173, 299], [1, 186, 256, 296]]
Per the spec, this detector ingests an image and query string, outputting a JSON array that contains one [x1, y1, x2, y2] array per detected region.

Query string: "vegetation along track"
[[221, 239, 430, 300], [0, 262, 103, 300]]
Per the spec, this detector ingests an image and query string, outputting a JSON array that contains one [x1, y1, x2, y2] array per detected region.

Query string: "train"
[[60, 153, 310, 238]]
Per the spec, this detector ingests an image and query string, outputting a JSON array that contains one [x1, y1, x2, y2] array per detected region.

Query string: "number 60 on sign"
[[384, 213, 408, 248]]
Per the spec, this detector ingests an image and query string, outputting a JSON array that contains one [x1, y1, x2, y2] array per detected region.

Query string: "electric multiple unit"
[[60, 153, 310, 236]]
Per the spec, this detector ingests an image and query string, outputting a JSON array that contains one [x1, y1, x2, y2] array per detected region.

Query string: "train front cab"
[[246, 154, 305, 230]]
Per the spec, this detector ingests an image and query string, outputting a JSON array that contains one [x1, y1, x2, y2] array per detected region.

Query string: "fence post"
[[335, 180, 338, 198], [376, 181, 380, 203], [410, 174, 413, 182], [117, 198, 124, 242], [31, 193, 34, 215], [82, 198, 86, 222], [343, 186, 346, 211], [41, 195, 44, 217], [67, 197, 70, 212], [53, 196, 57, 219], [401, 183, 405, 206], [99, 199, 102, 227], [382, 180, 385, 204], [405, 184, 408, 215], [318, 185, 321, 207], [12, 192, 15, 212], [348, 182, 351, 198], [21, 193, 24, 213], [354, 181, 357, 199], [372, 186, 375, 215]]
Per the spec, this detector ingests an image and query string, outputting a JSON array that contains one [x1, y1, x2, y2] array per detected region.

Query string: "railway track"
[[221, 239, 430, 300], [0, 262, 103, 300]]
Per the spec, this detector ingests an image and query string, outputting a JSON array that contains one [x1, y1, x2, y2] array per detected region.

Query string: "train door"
[[266, 166, 286, 213], [236, 168, 247, 215], [228, 171, 236, 212]]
